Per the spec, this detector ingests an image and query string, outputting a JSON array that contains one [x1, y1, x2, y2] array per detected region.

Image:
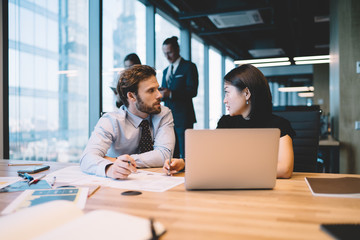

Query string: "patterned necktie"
[[139, 120, 154, 153], [167, 64, 174, 87]]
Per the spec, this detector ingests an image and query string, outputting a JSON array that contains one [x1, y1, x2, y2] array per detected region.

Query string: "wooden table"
[[1, 160, 360, 240]]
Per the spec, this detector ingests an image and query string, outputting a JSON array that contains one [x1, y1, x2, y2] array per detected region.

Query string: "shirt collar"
[[170, 57, 182, 72], [124, 106, 152, 128]]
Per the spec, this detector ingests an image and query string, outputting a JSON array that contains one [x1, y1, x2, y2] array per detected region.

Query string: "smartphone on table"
[[17, 165, 50, 174]]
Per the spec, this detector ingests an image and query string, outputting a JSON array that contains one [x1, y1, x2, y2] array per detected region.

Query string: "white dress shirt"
[[165, 56, 182, 81], [80, 105, 175, 177]]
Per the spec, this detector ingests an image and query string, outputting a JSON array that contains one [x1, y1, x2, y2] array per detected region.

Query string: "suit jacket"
[[161, 58, 199, 127]]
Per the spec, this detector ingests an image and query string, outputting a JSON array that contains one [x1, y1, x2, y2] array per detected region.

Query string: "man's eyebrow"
[[146, 85, 159, 91]]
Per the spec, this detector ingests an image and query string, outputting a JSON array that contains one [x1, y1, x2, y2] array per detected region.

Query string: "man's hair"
[[224, 64, 273, 121], [162, 36, 180, 51], [117, 65, 156, 107]]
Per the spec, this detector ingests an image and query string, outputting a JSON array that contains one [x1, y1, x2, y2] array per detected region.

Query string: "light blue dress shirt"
[[80, 105, 175, 177]]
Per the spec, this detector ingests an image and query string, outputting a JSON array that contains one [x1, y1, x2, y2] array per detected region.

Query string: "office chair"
[[273, 107, 321, 172]]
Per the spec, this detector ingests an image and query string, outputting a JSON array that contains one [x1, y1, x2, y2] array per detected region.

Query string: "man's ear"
[[127, 92, 137, 103], [244, 87, 251, 101]]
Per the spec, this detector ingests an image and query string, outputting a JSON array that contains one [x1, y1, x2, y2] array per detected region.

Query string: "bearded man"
[[80, 65, 175, 179]]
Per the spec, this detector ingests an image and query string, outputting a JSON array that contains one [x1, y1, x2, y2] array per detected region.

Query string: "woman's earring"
[[246, 100, 249, 105]]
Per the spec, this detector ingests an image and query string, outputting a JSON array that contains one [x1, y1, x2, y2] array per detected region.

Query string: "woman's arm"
[[277, 135, 294, 178]]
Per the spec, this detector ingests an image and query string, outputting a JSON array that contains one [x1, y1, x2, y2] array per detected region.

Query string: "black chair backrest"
[[273, 109, 321, 172]]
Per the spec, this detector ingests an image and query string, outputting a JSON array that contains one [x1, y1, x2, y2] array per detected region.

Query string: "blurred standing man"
[[160, 36, 199, 158]]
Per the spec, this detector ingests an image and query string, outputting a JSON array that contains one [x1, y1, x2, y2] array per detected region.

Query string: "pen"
[[18, 172, 34, 182], [88, 185, 101, 198], [8, 163, 43, 166], [126, 160, 136, 173], [50, 176, 56, 188], [28, 174, 46, 185], [150, 217, 158, 240], [168, 150, 172, 176]]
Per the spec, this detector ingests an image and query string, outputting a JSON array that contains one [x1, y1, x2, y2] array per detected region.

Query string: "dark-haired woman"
[[124, 53, 141, 69], [113, 53, 142, 108], [164, 64, 295, 179]]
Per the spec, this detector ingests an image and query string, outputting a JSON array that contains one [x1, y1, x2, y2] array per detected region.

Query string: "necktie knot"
[[139, 120, 153, 154], [139, 119, 150, 128]]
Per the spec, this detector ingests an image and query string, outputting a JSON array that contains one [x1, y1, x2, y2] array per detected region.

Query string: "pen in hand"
[[167, 150, 172, 176]]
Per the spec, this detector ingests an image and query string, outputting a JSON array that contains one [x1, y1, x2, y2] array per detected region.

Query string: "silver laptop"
[[185, 129, 280, 190]]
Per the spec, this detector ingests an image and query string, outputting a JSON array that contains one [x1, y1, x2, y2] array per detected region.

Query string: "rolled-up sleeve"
[[80, 116, 115, 177]]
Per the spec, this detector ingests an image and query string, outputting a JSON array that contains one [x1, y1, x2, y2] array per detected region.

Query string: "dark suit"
[[162, 58, 199, 158]]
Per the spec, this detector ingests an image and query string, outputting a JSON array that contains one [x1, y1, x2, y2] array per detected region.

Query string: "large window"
[[155, 13, 180, 84], [191, 37, 204, 129], [225, 57, 234, 76], [102, 0, 146, 112], [8, 0, 89, 162], [224, 58, 235, 115], [209, 47, 222, 129]]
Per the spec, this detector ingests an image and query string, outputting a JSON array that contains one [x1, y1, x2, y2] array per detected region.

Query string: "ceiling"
[[147, 0, 330, 62]]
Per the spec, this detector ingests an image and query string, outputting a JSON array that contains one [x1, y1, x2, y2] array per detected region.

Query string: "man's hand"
[[105, 154, 137, 179], [163, 158, 185, 175]]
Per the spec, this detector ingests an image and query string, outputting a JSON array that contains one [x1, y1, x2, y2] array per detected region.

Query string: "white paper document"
[[0, 200, 166, 240], [0, 177, 21, 189], [45, 166, 184, 192]]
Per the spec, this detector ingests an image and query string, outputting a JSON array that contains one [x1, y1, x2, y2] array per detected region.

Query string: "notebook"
[[185, 129, 280, 190], [0, 200, 166, 240], [305, 177, 360, 198]]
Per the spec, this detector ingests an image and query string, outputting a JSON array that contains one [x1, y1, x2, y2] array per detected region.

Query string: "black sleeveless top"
[[217, 114, 295, 139]]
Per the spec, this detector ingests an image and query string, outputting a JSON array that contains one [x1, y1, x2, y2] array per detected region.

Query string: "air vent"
[[208, 10, 263, 28], [248, 48, 285, 58]]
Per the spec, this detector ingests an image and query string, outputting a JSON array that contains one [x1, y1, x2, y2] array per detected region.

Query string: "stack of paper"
[[0, 200, 166, 240]]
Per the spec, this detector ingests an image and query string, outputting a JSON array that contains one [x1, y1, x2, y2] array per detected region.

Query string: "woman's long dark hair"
[[224, 64, 273, 121], [124, 53, 141, 65]]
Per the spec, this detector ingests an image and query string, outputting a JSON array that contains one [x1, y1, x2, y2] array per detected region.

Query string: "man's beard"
[[135, 94, 161, 115]]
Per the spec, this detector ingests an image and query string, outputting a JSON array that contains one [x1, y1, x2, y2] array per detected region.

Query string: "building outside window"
[[102, 0, 146, 113], [8, 0, 89, 162]]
